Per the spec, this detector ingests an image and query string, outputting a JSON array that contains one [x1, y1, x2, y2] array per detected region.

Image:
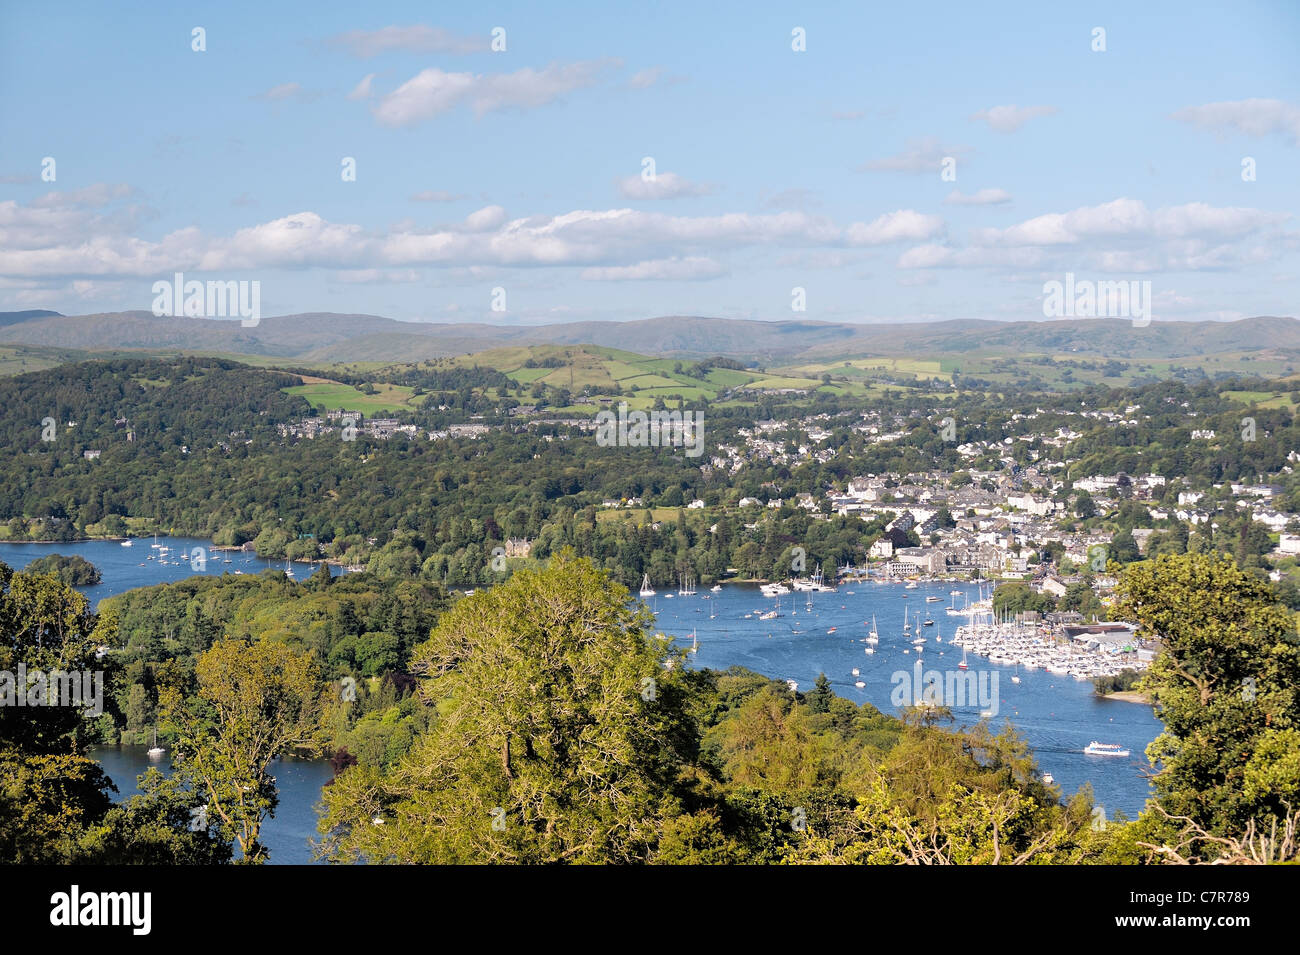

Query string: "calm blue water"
[[4, 540, 1163, 861], [89, 744, 335, 864], [655, 582, 1160, 820], [0, 535, 342, 610]]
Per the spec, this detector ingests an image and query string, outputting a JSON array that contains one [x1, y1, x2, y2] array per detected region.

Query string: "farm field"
[[282, 380, 417, 413]]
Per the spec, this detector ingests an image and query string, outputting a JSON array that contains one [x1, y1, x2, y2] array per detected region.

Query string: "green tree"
[[1113, 553, 1300, 847], [163, 637, 323, 864], [806, 673, 833, 714], [318, 551, 697, 864]]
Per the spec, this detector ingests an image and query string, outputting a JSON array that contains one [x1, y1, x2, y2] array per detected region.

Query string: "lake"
[[2, 539, 1163, 863]]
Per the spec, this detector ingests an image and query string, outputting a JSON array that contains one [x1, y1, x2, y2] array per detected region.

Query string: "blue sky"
[[1, 0, 1298, 326]]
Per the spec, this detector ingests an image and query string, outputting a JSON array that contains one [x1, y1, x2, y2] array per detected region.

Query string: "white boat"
[[851, 668, 860, 677], [639, 574, 655, 598], [958, 647, 969, 670], [120, 539, 133, 547], [854, 681, 866, 688], [760, 582, 791, 596], [1042, 772, 1054, 785], [147, 729, 165, 760], [678, 574, 696, 596], [905, 581, 918, 590], [710, 584, 722, 592], [1083, 741, 1130, 757], [867, 615, 879, 644], [925, 595, 943, 602]]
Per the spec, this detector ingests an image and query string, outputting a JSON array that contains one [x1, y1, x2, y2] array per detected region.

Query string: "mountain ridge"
[[0, 310, 1296, 364]]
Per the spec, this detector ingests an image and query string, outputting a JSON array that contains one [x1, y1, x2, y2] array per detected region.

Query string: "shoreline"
[[1097, 689, 1153, 704], [0, 537, 354, 571]]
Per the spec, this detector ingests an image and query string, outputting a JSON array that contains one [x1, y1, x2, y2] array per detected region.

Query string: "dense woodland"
[[3, 358, 1299, 595], [2, 549, 1297, 864]]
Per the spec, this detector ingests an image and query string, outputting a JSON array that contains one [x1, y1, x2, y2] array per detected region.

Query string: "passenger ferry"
[[1083, 741, 1130, 757]]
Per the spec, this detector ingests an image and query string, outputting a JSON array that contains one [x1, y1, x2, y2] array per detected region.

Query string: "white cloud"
[[373, 60, 617, 126], [329, 25, 489, 57], [616, 172, 714, 200], [1172, 98, 1300, 145], [970, 105, 1058, 133], [628, 67, 663, 89], [2, 189, 1285, 288], [581, 256, 725, 281], [973, 198, 1288, 247], [944, 188, 1012, 205], [200, 212, 367, 270], [845, 210, 945, 245], [347, 74, 375, 101], [463, 205, 507, 231], [897, 244, 953, 269]]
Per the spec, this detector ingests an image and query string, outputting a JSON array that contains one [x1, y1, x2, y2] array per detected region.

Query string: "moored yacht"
[[1083, 741, 1130, 757]]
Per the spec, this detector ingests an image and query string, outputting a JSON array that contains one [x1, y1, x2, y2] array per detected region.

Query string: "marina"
[[647, 577, 1161, 817]]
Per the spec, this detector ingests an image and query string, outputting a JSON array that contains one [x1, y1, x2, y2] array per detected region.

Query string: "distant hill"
[[0, 309, 63, 327], [0, 310, 1296, 365]]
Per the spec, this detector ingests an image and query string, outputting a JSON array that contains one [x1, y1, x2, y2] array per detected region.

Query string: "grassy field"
[[282, 380, 418, 413], [0, 345, 90, 376], [596, 506, 691, 523], [1222, 389, 1300, 409]]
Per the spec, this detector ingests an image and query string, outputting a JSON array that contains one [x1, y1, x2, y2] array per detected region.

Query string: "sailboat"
[[639, 574, 655, 597], [690, 628, 698, 654], [284, 558, 295, 577], [958, 646, 969, 670], [147, 729, 165, 759], [1011, 663, 1021, 684], [150, 533, 160, 550], [903, 607, 911, 634], [867, 615, 879, 644]]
